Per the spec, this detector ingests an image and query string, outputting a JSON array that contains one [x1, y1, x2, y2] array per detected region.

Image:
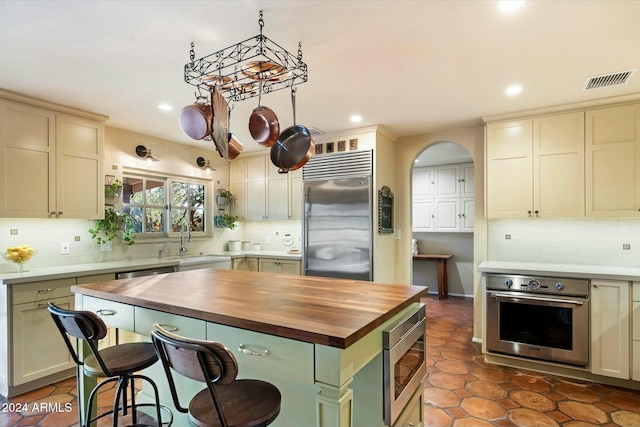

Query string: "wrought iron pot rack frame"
[[183, 11, 308, 103]]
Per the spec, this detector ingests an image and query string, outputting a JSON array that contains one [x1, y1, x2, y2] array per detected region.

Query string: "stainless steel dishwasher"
[[115, 265, 175, 279]]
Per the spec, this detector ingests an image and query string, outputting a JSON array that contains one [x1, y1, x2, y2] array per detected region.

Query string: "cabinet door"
[[267, 163, 288, 220], [533, 112, 585, 218], [229, 160, 246, 219], [485, 119, 533, 218], [412, 199, 434, 231], [591, 279, 630, 379], [56, 114, 104, 219], [288, 168, 303, 220], [435, 165, 460, 199], [412, 167, 434, 199], [460, 198, 474, 232], [258, 259, 279, 273], [233, 257, 258, 271], [0, 100, 56, 218], [586, 103, 640, 217], [279, 260, 301, 275], [245, 156, 267, 221], [460, 163, 475, 198], [434, 199, 459, 232], [12, 296, 75, 385]]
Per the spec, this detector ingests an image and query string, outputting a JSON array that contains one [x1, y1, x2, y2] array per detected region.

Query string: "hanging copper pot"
[[248, 77, 279, 147], [270, 88, 314, 173], [179, 97, 212, 141]]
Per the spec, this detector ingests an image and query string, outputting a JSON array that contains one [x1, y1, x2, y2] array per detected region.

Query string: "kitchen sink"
[[169, 254, 231, 271]]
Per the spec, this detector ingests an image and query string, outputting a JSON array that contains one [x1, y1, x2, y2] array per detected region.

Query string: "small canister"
[[252, 243, 261, 251], [228, 240, 241, 252], [412, 239, 418, 255], [242, 241, 252, 251]]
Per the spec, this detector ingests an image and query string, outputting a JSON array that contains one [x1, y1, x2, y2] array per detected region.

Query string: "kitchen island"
[[72, 268, 428, 427]]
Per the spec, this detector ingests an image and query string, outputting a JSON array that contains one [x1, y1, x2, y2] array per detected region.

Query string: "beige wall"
[[394, 125, 486, 342]]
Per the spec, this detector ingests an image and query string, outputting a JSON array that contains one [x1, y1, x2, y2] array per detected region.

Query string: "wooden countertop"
[[71, 269, 428, 349]]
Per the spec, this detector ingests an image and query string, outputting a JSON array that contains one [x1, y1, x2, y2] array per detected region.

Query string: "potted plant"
[[214, 213, 239, 230], [217, 189, 233, 206], [105, 178, 123, 197], [89, 208, 136, 245]]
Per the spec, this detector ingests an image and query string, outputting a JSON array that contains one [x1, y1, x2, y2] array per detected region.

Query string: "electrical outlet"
[[505, 234, 511, 240], [61, 242, 70, 254], [10, 229, 18, 235], [74, 235, 81, 241], [623, 243, 631, 250]]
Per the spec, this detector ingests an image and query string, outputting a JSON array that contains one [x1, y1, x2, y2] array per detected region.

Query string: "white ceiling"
[[1, 0, 639, 158]]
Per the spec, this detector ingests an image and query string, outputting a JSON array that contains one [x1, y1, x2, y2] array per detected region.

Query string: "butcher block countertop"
[[71, 268, 428, 349]]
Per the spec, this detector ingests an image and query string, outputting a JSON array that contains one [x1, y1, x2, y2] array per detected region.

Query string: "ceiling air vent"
[[583, 69, 637, 90], [308, 126, 325, 136]]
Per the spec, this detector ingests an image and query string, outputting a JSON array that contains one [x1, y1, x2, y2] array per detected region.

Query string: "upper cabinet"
[[413, 163, 474, 232], [585, 103, 640, 217], [485, 111, 584, 219], [0, 99, 104, 219], [230, 153, 302, 221]]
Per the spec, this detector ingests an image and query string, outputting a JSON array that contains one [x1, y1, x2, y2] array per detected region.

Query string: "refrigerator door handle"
[[303, 186, 310, 274]]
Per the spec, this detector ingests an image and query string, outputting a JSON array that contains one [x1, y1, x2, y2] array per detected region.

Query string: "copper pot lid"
[[241, 61, 287, 82]]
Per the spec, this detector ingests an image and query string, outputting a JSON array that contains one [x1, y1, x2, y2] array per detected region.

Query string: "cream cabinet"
[[590, 279, 630, 379], [11, 278, 76, 387], [412, 163, 473, 232], [0, 99, 104, 219], [585, 102, 640, 217], [230, 154, 300, 221], [486, 112, 585, 219], [258, 258, 301, 275], [632, 283, 640, 381], [232, 256, 259, 271]]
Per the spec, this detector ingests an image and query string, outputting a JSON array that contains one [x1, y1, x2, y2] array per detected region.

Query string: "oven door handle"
[[490, 292, 584, 306]]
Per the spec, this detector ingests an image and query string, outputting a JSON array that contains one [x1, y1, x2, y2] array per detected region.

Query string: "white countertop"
[[0, 250, 302, 285], [479, 260, 640, 281]]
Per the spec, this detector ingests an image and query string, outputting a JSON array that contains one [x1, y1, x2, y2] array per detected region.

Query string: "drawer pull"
[[158, 324, 178, 333], [37, 288, 54, 293], [96, 309, 116, 316], [238, 344, 270, 357]]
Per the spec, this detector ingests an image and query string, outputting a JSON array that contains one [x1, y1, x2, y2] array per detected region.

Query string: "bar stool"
[[48, 302, 169, 427], [151, 324, 281, 427]]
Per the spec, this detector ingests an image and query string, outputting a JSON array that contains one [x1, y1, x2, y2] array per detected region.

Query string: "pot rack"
[[183, 11, 308, 103]]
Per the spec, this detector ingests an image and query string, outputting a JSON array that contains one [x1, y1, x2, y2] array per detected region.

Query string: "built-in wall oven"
[[383, 303, 426, 426], [486, 273, 590, 367]]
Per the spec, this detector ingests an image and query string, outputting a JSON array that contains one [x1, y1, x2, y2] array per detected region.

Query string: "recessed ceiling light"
[[414, 159, 420, 163], [505, 85, 522, 96], [158, 104, 173, 111], [350, 115, 362, 123], [499, 0, 524, 13]]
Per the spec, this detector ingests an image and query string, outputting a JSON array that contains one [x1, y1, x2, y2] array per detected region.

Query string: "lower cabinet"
[[12, 293, 75, 386], [232, 256, 258, 271], [233, 256, 301, 275], [259, 258, 301, 275], [206, 321, 316, 427], [590, 279, 630, 379], [393, 384, 424, 427]]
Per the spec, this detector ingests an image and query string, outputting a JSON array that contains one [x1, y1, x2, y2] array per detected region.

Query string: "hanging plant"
[[105, 178, 124, 197], [89, 208, 136, 245], [217, 188, 233, 205], [214, 213, 239, 230]]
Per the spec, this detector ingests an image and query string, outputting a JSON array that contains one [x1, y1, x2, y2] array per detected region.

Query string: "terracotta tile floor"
[[2, 295, 640, 426], [423, 295, 640, 427]]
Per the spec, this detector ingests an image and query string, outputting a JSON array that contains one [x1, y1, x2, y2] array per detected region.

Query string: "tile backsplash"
[[488, 218, 640, 267]]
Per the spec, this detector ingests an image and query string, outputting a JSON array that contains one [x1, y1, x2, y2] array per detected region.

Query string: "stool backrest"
[[47, 302, 109, 373], [151, 324, 239, 425]]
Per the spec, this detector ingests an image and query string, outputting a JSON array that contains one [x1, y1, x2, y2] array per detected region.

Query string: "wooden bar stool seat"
[[151, 324, 281, 427], [48, 302, 169, 427]]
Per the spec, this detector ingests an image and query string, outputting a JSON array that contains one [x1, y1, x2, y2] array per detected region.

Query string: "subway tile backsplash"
[[488, 218, 640, 267]]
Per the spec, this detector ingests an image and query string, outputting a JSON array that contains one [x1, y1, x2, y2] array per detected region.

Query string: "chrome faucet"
[[179, 224, 189, 257]]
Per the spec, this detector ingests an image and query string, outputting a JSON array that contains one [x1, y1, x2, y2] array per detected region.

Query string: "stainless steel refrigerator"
[[302, 150, 373, 281]]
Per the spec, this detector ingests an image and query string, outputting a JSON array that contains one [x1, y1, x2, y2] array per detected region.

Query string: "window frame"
[[122, 168, 213, 239]]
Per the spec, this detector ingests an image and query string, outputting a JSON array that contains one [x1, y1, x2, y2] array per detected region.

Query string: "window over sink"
[[122, 172, 208, 237]]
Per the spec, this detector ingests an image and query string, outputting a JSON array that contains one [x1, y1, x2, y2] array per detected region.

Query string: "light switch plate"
[[61, 242, 70, 254]]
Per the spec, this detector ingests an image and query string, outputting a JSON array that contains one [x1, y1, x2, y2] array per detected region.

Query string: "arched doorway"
[[411, 141, 475, 297]]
